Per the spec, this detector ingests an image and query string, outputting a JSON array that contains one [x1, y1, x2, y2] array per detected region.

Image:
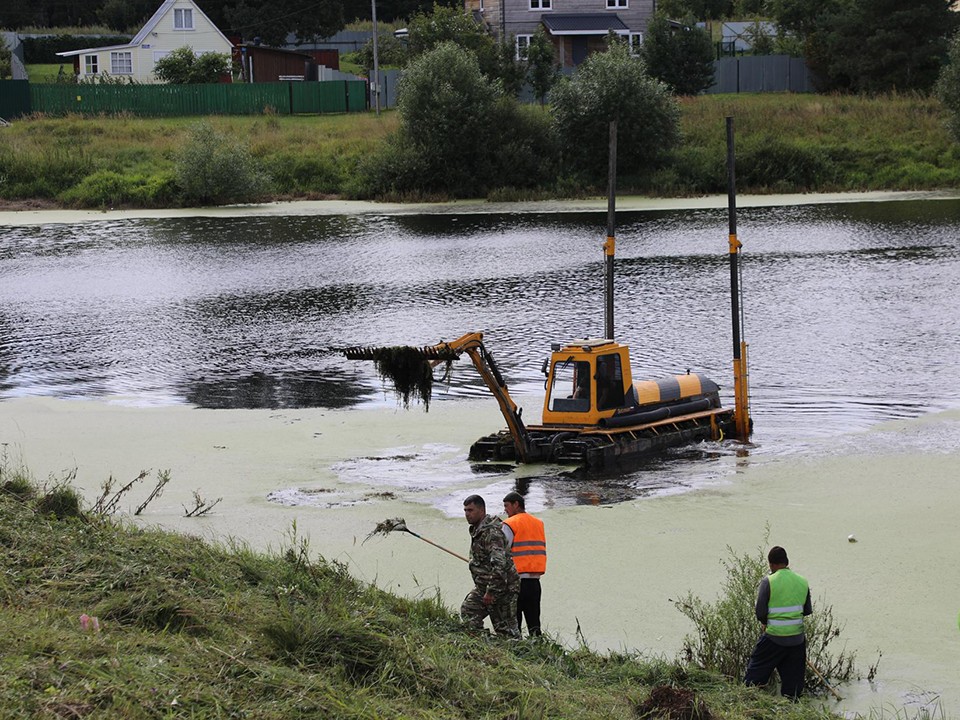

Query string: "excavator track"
[[469, 408, 736, 471]]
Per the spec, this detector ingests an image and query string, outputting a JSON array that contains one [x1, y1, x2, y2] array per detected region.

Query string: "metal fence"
[[19, 80, 367, 117], [0, 80, 31, 119], [707, 55, 813, 94]]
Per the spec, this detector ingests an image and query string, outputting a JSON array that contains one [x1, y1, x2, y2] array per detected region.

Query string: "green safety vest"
[[766, 568, 809, 637]]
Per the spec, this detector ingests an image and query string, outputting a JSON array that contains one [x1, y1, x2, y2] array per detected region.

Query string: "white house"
[[57, 0, 233, 83]]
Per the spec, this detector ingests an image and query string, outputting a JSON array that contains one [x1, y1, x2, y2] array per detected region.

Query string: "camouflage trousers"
[[460, 587, 520, 638]]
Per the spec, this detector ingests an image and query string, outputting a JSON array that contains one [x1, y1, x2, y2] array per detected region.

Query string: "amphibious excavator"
[[345, 331, 743, 470], [344, 118, 752, 470]]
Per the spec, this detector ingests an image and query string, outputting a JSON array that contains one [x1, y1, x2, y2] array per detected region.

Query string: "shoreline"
[[2, 189, 959, 226]]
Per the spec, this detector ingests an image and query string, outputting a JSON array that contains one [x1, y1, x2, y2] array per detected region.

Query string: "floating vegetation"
[[364, 517, 409, 543], [344, 344, 456, 411]]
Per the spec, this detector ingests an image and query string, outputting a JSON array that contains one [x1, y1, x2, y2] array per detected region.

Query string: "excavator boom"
[[344, 332, 531, 462]]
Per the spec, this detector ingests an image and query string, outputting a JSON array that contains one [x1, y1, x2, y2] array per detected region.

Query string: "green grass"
[[669, 93, 960, 193], [1, 93, 957, 208], [25, 63, 71, 83], [0, 463, 850, 720]]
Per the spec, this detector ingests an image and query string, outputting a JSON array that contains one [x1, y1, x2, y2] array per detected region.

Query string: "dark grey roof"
[[541, 14, 629, 35]]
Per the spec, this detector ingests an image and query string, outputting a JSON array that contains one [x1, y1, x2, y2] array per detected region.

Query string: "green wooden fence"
[[0, 80, 31, 119], [23, 80, 367, 117]]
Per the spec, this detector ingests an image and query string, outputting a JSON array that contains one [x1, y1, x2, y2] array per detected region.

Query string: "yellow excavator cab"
[[542, 339, 634, 426]]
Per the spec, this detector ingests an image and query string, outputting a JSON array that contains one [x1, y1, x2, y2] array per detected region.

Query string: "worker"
[[744, 546, 813, 699], [502, 491, 546, 637], [460, 494, 520, 638]]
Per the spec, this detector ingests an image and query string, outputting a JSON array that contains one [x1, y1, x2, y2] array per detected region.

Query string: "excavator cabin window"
[[549, 359, 591, 412], [596, 354, 624, 410]]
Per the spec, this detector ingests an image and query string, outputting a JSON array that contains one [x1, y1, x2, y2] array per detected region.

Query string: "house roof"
[[541, 14, 630, 36], [57, 0, 232, 57]]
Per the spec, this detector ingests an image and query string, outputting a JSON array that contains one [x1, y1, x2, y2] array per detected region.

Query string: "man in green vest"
[[744, 546, 812, 699]]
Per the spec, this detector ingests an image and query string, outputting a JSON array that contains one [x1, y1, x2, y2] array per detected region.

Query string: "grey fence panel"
[[789, 57, 811, 93], [369, 69, 401, 109], [711, 57, 741, 94], [707, 55, 813, 94]]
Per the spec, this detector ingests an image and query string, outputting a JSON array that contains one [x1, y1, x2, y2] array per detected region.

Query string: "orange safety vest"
[[503, 512, 547, 575]]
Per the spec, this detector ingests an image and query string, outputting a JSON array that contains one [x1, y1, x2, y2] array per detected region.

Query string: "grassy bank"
[[0, 93, 957, 208], [0, 466, 842, 720]]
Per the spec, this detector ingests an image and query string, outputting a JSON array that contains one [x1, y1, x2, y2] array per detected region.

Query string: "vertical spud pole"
[[605, 119, 617, 340], [727, 117, 751, 441]]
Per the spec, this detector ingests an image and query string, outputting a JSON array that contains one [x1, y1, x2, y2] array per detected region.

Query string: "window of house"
[[606, 0, 628, 8], [530, 0, 551, 9], [84, 55, 99, 74], [628, 32, 643, 55], [516, 34, 532, 59], [174, 8, 194, 29], [111, 51, 133, 75]]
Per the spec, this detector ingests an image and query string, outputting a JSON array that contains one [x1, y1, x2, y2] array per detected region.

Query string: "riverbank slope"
[[1, 93, 957, 209]]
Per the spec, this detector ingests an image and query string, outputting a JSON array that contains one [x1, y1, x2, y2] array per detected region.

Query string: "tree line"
[[0, 0, 457, 46]]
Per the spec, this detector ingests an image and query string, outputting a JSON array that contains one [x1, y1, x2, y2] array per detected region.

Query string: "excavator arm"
[[344, 332, 531, 462]]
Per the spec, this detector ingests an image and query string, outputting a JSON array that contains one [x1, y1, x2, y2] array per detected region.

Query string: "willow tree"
[[550, 40, 680, 182]]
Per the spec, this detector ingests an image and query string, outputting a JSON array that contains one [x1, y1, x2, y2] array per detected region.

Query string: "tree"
[[0, 36, 11, 80], [96, 0, 157, 32], [355, 32, 408, 73], [526, 27, 560, 105], [395, 41, 500, 190], [936, 30, 960, 142], [406, 4, 498, 73], [640, 15, 715, 96], [770, 0, 959, 93], [154, 47, 231, 84], [224, 0, 345, 46], [550, 40, 680, 181], [657, 0, 733, 21]]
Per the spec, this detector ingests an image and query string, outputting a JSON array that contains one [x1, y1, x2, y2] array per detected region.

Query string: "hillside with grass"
[[0, 465, 851, 720], [0, 93, 958, 210]]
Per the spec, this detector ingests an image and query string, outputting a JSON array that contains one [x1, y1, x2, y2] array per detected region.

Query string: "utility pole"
[[371, 0, 380, 115]]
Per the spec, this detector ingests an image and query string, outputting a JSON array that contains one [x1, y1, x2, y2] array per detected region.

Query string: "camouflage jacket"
[[468, 514, 520, 596]]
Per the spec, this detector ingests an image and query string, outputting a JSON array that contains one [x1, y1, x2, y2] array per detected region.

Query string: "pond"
[[2, 197, 959, 504]]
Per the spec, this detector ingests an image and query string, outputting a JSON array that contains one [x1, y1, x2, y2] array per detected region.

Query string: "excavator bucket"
[[343, 343, 458, 410]]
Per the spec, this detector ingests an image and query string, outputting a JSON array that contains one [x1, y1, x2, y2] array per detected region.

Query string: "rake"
[[365, 517, 468, 563]]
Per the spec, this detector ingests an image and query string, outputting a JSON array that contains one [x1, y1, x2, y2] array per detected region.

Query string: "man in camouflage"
[[460, 494, 520, 638]]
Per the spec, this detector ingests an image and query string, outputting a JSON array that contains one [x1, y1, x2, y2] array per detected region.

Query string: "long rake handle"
[[806, 659, 843, 701], [405, 530, 469, 563]]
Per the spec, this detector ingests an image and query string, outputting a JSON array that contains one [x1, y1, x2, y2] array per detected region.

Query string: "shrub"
[[641, 15, 716, 96], [174, 121, 273, 205], [673, 541, 861, 691], [0, 143, 93, 199], [486, 101, 559, 191], [261, 152, 343, 195], [936, 30, 960, 142], [736, 136, 837, 192], [368, 41, 503, 198], [59, 168, 177, 208], [551, 40, 680, 183], [154, 46, 231, 84]]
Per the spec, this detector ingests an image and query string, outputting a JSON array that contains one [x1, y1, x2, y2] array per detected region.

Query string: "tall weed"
[[674, 540, 861, 692]]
